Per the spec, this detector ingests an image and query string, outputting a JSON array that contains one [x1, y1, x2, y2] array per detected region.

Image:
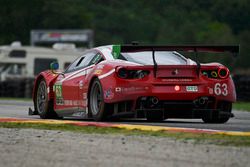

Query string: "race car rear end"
[[99, 45, 239, 123]]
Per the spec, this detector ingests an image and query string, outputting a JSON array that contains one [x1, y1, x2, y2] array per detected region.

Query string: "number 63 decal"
[[214, 83, 228, 96]]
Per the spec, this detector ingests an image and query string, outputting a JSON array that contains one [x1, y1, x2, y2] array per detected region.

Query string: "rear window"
[[120, 51, 187, 65]]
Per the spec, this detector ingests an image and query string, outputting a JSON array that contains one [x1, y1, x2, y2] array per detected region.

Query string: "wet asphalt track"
[[0, 100, 250, 132]]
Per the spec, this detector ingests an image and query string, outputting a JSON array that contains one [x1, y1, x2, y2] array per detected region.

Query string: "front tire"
[[89, 79, 107, 121], [35, 79, 57, 119]]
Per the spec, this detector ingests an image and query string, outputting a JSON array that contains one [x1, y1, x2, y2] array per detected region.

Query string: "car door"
[[54, 51, 97, 115], [78, 52, 105, 112]]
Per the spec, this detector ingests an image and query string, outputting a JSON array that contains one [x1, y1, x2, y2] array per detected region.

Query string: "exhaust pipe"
[[151, 97, 159, 105], [194, 97, 208, 107]]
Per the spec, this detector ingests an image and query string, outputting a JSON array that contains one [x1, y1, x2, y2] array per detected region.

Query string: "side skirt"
[[55, 107, 88, 118]]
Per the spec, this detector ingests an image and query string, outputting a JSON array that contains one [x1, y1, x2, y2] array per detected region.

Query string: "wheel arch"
[[33, 71, 58, 107], [87, 76, 99, 102]]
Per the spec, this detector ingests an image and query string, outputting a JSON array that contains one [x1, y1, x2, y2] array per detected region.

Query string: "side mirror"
[[50, 62, 65, 77], [50, 62, 59, 71]]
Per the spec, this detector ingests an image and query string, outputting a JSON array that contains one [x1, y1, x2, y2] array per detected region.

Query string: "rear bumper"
[[105, 83, 236, 104], [101, 71, 236, 104]]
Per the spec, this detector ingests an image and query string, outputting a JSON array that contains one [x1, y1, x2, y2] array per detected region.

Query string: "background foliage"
[[0, 0, 249, 70]]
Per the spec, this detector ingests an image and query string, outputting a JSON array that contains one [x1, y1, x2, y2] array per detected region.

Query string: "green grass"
[[233, 102, 250, 112], [0, 122, 249, 147], [0, 97, 32, 101]]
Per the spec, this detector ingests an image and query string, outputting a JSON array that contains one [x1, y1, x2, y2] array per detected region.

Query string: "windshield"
[[119, 51, 187, 65]]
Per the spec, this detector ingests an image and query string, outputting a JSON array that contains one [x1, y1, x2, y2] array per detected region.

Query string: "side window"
[[88, 53, 104, 66], [65, 56, 84, 73], [75, 52, 96, 69], [64, 51, 97, 73]]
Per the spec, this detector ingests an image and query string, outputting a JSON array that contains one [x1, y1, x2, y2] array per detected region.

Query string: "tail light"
[[218, 67, 229, 79], [202, 67, 229, 79], [116, 67, 150, 79]]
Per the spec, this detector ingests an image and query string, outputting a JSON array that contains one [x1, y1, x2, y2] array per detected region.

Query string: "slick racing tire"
[[89, 78, 107, 121], [35, 79, 57, 119], [146, 110, 165, 122], [202, 102, 232, 124]]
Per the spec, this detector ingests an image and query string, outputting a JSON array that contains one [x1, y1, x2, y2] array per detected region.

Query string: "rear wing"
[[112, 45, 240, 58], [112, 44, 240, 78]]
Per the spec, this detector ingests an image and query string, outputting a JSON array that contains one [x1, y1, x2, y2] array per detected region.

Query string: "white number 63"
[[214, 83, 228, 96]]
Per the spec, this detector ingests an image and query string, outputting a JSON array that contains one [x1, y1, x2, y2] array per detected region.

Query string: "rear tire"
[[202, 102, 232, 124], [146, 111, 165, 122], [35, 79, 57, 119], [89, 78, 107, 121]]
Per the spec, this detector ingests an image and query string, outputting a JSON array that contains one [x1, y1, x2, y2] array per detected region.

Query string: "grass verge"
[[0, 122, 249, 147], [0, 97, 32, 101], [233, 102, 250, 112]]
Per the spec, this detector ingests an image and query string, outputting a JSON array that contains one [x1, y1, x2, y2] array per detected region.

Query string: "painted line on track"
[[0, 117, 250, 136]]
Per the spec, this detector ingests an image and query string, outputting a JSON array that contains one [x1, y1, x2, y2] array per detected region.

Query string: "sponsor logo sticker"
[[55, 85, 62, 98], [186, 86, 198, 92]]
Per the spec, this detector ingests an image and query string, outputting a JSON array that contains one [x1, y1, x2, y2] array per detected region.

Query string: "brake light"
[[202, 67, 229, 79], [117, 68, 128, 79], [174, 85, 180, 91], [116, 67, 150, 79], [218, 67, 229, 79]]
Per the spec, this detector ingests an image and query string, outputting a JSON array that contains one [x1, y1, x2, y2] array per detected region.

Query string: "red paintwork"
[[32, 45, 236, 119]]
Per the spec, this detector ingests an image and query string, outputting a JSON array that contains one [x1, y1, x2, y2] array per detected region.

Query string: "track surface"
[[0, 100, 250, 132]]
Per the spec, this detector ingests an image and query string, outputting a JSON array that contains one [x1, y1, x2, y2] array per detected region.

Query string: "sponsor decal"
[[56, 98, 64, 105], [208, 87, 213, 95], [79, 80, 84, 89], [55, 85, 62, 98], [97, 64, 104, 69], [115, 86, 148, 92], [162, 79, 193, 82], [94, 70, 102, 75], [112, 45, 121, 59], [186, 86, 198, 92], [83, 93, 87, 99], [104, 88, 114, 99], [64, 100, 79, 106]]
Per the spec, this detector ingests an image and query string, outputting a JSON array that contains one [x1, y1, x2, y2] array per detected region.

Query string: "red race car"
[[30, 44, 239, 123]]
